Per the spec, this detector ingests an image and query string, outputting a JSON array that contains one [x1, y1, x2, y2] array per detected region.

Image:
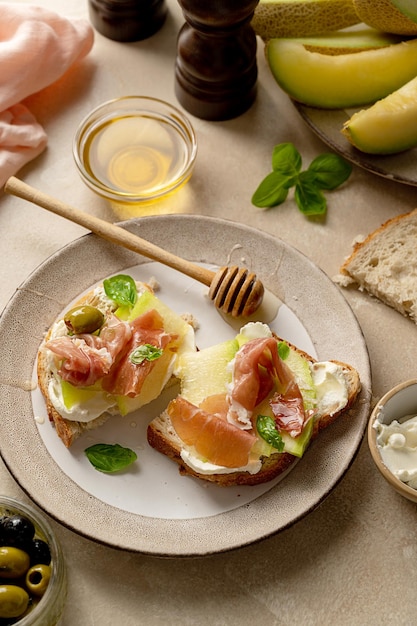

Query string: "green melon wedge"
[[266, 37, 417, 108], [342, 75, 417, 154], [178, 339, 239, 407]]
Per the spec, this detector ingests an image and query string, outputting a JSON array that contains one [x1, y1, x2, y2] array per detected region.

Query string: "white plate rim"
[[0, 215, 371, 557]]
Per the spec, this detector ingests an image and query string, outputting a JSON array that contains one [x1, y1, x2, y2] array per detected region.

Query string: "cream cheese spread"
[[374, 414, 417, 489], [180, 449, 262, 475], [310, 361, 349, 417], [48, 378, 116, 423]]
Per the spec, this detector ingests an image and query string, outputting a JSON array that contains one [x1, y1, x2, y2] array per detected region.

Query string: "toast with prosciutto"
[[37, 274, 196, 447], [147, 322, 361, 486]]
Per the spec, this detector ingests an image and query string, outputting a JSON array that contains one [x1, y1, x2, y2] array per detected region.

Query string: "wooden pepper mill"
[[175, 0, 260, 121], [88, 0, 167, 42]]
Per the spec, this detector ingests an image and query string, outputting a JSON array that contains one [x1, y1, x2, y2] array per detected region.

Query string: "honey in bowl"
[[73, 97, 197, 206]]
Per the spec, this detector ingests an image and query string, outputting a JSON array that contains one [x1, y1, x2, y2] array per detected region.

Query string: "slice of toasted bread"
[[147, 341, 361, 487], [337, 209, 417, 323], [37, 279, 194, 448], [37, 286, 123, 447]]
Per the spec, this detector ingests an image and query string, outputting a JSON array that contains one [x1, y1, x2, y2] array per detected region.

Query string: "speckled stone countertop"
[[1, 1, 417, 624]]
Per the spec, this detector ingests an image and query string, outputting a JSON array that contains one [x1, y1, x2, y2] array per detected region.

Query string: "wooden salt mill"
[[175, 0, 260, 121]]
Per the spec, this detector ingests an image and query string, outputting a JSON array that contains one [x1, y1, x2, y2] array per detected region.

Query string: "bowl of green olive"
[[0, 496, 67, 625]]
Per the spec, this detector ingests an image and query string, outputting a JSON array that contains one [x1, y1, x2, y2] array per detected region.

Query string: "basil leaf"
[[272, 142, 302, 178], [308, 153, 352, 190], [256, 415, 285, 451], [277, 341, 290, 360], [103, 274, 137, 308], [130, 344, 163, 364], [252, 143, 352, 214], [251, 171, 291, 208], [294, 171, 327, 216], [85, 443, 137, 473]]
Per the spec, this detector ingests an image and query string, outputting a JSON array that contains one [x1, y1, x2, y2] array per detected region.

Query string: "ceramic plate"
[[0, 215, 371, 556], [293, 101, 417, 187]]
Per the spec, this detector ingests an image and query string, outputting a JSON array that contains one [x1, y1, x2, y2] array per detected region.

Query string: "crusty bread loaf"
[[147, 342, 361, 487], [337, 209, 417, 323]]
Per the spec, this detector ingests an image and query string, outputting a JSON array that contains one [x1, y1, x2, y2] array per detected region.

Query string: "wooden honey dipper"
[[4, 177, 264, 318]]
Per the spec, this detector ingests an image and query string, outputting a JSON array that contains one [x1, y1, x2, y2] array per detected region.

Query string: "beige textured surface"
[[1, 0, 417, 623]]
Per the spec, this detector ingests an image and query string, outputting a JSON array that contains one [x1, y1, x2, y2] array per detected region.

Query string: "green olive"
[[64, 305, 104, 335], [0, 546, 30, 579], [0, 584, 29, 618], [25, 563, 51, 597]]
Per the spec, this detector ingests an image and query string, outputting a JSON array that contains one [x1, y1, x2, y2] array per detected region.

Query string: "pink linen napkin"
[[0, 3, 94, 187]]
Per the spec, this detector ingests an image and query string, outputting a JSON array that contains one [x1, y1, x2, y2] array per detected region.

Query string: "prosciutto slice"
[[101, 310, 174, 397], [168, 396, 257, 468], [230, 337, 307, 437], [46, 309, 175, 395], [46, 314, 131, 387], [269, 380, 306, 438]]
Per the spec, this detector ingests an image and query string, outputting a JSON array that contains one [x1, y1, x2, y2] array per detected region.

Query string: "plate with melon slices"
[[293, 101, 417, 187], [263, 25, 417, 186], [0, 215, 371, 556]]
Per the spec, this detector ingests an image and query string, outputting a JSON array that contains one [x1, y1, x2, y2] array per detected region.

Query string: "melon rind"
[[252, 0, 360, 40], [353, 0, 417, 35]]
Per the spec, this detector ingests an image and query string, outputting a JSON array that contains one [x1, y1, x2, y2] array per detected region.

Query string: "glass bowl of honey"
[[73, 96, 197, 207]]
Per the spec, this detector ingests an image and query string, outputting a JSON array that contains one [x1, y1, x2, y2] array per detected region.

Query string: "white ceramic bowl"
[[368, 379, 417, 503], [73, 96, 197, 208], [0, 496, 67, 625]]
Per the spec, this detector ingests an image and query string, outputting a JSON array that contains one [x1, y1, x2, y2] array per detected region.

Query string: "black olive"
[[0, 518, 7, 545], [29, 539, 51, 566], [1, 516, 35, 550]]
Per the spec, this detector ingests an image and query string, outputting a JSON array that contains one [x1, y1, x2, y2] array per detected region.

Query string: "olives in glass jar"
[[64, 305, 104, 335], [0, 513, 53, 622]]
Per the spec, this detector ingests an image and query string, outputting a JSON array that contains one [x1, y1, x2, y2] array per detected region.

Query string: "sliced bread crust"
[[338, 209, 417, 323], [146, 341, 361, 487]]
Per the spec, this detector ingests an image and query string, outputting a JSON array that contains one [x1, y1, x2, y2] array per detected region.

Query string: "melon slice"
[[342, 75, 417, 154], [266, 37, 417, 108], [178, 339, 239, 407]]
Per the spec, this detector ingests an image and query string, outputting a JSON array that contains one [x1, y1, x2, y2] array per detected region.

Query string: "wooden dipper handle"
[[4, 177, 215, 287]]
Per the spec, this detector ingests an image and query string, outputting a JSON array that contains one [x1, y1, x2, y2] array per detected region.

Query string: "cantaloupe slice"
[[252, 0, 360, 41], [342, 75, 417, 154], [266, 37, 417, 108]]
